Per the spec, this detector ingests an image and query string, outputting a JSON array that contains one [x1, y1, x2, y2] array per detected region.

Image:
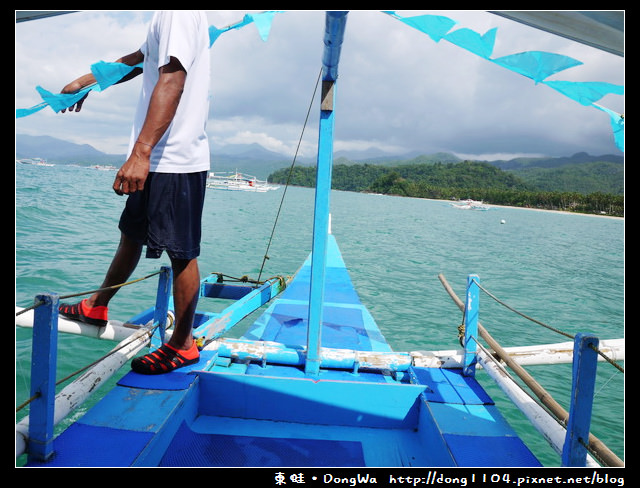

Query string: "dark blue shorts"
[[119, 171, 207, 260]]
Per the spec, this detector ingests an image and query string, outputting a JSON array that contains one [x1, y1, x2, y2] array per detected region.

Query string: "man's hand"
[[60, 77, 93, 113], [60, 50, 143, 114], [113, 147, 151, 195]]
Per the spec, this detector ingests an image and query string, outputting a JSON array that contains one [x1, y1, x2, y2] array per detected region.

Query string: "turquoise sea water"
[[15, 163, 624, 467]]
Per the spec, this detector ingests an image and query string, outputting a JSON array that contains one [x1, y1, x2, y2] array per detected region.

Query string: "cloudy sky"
[[15, 10, 624, 161]]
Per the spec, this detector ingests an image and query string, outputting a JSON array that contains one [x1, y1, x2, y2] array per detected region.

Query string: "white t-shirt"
[[128, 10, 210, 173]]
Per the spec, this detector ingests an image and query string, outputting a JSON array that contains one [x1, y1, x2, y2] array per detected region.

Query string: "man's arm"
[[61, 50, 144, 113], [133, 56, 186, 150], [112, 56, 187, 195]]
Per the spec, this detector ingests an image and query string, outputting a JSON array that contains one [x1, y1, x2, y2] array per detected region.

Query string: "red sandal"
[[131, 342, 200, 375], [59, 299, 108, 327]]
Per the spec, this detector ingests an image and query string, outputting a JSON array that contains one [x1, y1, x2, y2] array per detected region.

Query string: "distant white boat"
[[91, 164, 117, 171], [207, 171, 279, 192], [16, 158, 54, 167], [450, 199, 490, 210]]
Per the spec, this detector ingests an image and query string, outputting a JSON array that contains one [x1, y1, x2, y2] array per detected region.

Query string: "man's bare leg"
[[166, 257, 200, 351], [59, 233, 142, 326], [129, 256, 201, 374], [85, 233, 143, 308]]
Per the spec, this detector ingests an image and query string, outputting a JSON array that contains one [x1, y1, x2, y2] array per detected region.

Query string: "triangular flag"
[[445, 27, 497, 59], [398, 14, 457, 42], [247, 11, 280, 41], [491, 51, 583, 83], [543, 80, 624, 106]]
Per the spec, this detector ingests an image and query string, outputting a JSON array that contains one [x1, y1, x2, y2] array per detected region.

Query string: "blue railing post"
[[562, 333, 599, 467], [153, 266, 172, 346], [463, 275, 479, 376], [28, 293, 59, 463]]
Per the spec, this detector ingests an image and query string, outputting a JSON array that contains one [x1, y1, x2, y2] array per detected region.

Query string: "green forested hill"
[[270, 153, 623, 195], [268, 158, 624, 216], [507, 162, 623, 195], [270, 160, 527, 193]]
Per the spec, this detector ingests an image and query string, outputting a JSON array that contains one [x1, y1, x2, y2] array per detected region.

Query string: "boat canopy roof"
[[490, 11, 623, 57], [15, 11, 77, 23], [16, 10, 624, 57]]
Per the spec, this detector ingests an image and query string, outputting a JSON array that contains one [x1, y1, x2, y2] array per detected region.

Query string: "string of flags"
[[16, 10, 623, 152], [384, 11, 624, 152]]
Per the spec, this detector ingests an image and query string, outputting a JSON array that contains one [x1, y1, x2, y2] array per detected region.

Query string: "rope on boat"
[[15, 270, 286, 411], [211, 272, 261, 284], [439, 273, 623, 468], [472, 336, 601, 466], [209, 272, 289, 291], [469, 277, 623, 374], [16, 320, 159, 413], [15, 270, 162, 316], [474, 333, 616, 468], [15, 271, 165, 412], [257, 67, 323, 283]]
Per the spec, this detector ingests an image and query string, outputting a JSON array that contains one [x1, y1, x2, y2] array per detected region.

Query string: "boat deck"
[[159, 413, 429, 467], [242, 234, 391, 352], [26, 235, 540, 467], [29, 348, 540, 467]]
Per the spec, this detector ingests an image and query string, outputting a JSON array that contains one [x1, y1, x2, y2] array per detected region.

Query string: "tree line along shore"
[[268, 161, 624, 217]]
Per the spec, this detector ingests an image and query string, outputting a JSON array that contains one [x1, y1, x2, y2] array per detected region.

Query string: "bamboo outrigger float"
[[16, 11, 623, 469]]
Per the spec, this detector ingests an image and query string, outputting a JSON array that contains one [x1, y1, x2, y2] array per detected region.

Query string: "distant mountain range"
[[16, 134, 624, 194], [15, 134, 450, 175], [15, 134, 298, 177]]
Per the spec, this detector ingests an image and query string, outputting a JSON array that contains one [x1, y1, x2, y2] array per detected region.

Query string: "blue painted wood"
[[307, 12, 347, 375], [412, 367, 493, 405], [464, 275, 479, 376], [243, 235, 393, 354], [153, 266, 172, 345], [444, 433, 542, 467], [307, 105, 334, 374], [26, 424, 154, 467], [197, 372, 424, 428], [28, 293, 59, 463], [195, 277, 286, 343], [322, 12, 348, 81], [562, 333, 599, 467], [28, 381, 200, 467], [200, 282, 254, 300], [159, 427, 366, 467]]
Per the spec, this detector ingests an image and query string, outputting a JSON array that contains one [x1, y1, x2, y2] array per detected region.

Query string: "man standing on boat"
[[57, 11, 210, 374]]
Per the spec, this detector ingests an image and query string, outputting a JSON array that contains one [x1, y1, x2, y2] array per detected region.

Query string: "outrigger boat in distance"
[[206, 171, 280, 192], [450, 199, 491, 211], [16, 158, 54, 167], [16, 11, 624, 469]]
